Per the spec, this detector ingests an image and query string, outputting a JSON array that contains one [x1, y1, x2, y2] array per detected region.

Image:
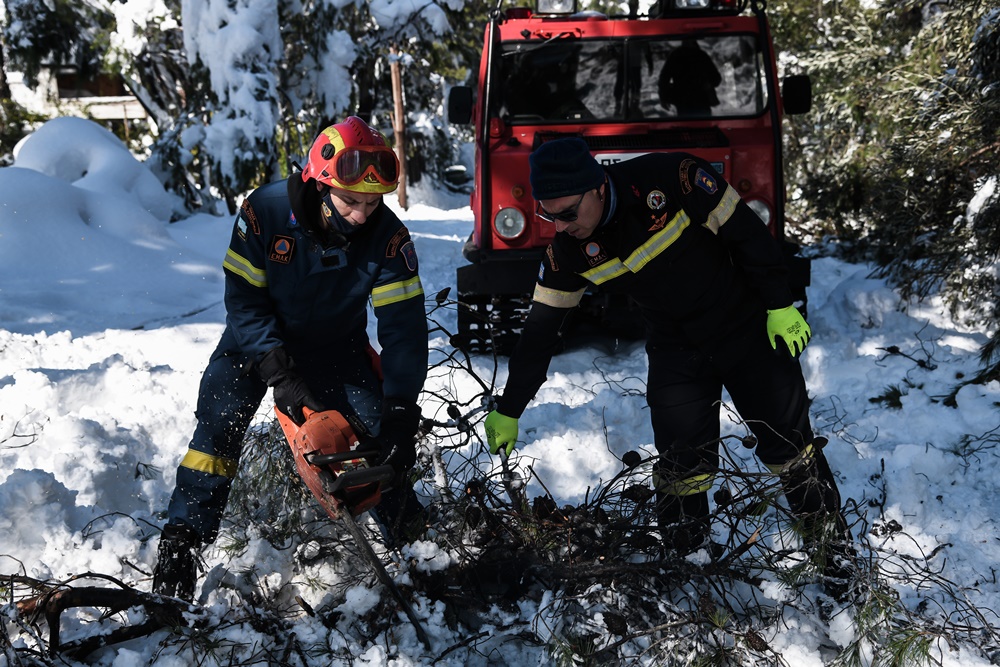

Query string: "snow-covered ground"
[[2, 117, 999, 666]]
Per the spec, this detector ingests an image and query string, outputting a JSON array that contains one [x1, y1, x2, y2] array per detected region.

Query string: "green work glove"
[[766, 305, 812, 357], [484, 410, 519, 456]]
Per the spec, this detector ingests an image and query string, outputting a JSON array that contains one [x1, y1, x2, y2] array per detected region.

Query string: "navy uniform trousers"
[[647, 317, 842, 547], [167, 340, 383, 543]]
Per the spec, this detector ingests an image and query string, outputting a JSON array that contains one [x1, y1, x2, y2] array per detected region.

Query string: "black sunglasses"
[[536, 192, 587, 223]]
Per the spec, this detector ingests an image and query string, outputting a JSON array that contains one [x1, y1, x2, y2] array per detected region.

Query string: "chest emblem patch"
[[695, 168, 718, 194], [269, 235, 296, 264], [649, 212, 669, 232], [646, 189, 667, 211], [582, 241, 607, 267]]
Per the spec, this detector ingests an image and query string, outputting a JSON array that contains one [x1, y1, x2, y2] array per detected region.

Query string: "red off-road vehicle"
[[449, 0, 811, 354]]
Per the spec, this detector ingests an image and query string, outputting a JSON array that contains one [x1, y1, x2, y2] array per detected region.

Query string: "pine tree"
[[774, 0, 1000, 381]]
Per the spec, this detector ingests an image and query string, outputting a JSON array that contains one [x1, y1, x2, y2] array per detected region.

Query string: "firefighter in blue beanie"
[[152, 117, 428, 601], [484, 138, 850, 587]]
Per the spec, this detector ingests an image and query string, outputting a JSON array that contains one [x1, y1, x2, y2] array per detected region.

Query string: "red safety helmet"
[[301, 116, 400, 195]]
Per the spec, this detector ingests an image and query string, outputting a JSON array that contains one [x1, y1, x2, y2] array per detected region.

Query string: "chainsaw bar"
[[340, 511, 433, 650], [276, 407, 432, 650]]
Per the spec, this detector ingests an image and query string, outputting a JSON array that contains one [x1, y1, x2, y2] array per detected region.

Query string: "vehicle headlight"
[[746, 199, 772, 227], [536, 0, 576, 13], [494, 207, 527, 240], [673, 0, 711, 8]]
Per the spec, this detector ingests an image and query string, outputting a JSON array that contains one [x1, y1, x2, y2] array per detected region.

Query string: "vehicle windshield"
[[497, 34, 767, 122]]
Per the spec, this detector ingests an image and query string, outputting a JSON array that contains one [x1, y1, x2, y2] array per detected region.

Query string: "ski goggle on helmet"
[[301, 116, 400, 195]]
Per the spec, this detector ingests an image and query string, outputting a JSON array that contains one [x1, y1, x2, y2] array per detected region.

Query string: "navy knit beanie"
[[529, 138, 605, 200]]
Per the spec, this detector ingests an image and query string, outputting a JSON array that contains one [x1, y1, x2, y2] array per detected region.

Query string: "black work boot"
[[152, 524, 200, 602], [371, 484, 427, 549], [656, 491, 711, 557], [780, 446, 841, 518], [778, 448, 856, 600]]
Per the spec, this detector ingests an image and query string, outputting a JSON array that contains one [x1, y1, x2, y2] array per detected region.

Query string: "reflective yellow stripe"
[[180, 449, 239, 478], [653, 472, 715, 497], [702, 184, 741, 235], [623, 211, 691, 272], [372, 276, 424, 308], [580, 211, 690, 284], [764, 442, 816, 474], [223, 248, 267, 288], [533, 284, 586, 308], [581, 258, 629, 285]]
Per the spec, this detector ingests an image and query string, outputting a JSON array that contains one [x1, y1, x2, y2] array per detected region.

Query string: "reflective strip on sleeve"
[[653, 471, 715, 497], [180, 449, 239, 478], [223, 248, 267, 288], [702, 184, 741, 235], [372, 276, 424, 308], [623, 211, 691, 272], [532, 284, 586, 308], [581, 258, 629, 285]]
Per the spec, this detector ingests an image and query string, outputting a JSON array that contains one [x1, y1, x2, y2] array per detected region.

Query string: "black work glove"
[[378, 397, 421, 474], [258, 347, 324, 425], [152, 523, 200, 602]]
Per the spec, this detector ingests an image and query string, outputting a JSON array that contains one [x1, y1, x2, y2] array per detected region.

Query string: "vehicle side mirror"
[[781, 75, 812, 115], [448, 86, 474, 125]]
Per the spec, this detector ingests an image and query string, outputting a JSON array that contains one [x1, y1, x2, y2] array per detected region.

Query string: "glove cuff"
[[257, 347, 295, 386], [382, 397, 421, 429], [161, 522, 201, 547], [494, 395, 525, 420]]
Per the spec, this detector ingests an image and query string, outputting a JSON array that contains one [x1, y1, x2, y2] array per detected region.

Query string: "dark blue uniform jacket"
[[219, 178, 427, 404]]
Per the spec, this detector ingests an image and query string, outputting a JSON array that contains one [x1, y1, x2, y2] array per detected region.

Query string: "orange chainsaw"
[[275, 405, 432, 649], [275, 406, 393, 518]]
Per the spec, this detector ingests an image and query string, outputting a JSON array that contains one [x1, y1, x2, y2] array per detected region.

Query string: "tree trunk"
[[390, 45, 407, 210], [0, 34, 11, 100]]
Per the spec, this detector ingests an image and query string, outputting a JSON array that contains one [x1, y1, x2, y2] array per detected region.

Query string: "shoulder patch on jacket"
[[679, 159, 697, 194], [695, 168, 718, 194], [545, 245, 559, 272], [386, 227, 410, 258], [401, 241, 418, 272], [269, 235, 295, 264], [240, 199, 261, 235]]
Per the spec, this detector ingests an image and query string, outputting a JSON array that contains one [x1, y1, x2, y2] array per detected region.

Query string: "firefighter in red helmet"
[[152, 117, 428, 601]]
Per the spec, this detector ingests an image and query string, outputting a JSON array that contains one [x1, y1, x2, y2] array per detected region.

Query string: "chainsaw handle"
[[306, 445, 382, 467], [328, 464, 395, 497]]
